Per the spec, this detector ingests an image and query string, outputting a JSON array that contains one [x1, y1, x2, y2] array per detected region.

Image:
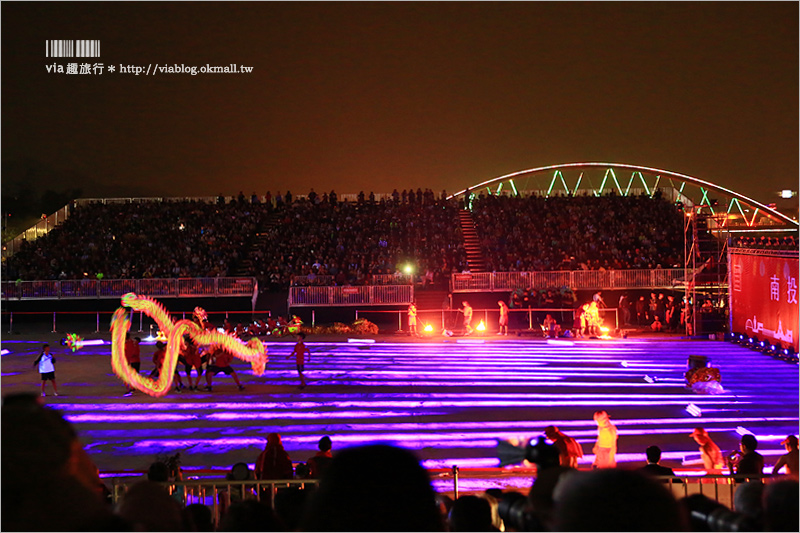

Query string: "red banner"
[[730, 251, 799, 351]]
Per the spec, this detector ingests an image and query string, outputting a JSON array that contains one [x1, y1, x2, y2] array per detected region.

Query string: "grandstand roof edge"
[[447, 162, 798, 227]]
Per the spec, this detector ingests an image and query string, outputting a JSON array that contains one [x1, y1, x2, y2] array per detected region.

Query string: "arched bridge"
[[448, 162, 798, 231]]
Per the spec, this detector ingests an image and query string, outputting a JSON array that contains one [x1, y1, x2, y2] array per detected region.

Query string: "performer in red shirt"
[[181, 336, 204, 391], [290, 333, 311, 389], [204, 345, 245, 392]]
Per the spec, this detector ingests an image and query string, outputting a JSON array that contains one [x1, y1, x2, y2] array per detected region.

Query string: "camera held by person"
[[493, 436, 564, 531], [682, 493, 758, 531]]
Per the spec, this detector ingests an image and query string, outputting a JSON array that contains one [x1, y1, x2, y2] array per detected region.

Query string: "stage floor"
[[2, 332, 797, 492]]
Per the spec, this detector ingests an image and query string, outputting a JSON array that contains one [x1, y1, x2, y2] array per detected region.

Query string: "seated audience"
[[306, 435, 334, 479], [638, 445, 681, 482], [255, 432, 294, 480], [773, 434, 799, 477], [728, 434, 764, 478]]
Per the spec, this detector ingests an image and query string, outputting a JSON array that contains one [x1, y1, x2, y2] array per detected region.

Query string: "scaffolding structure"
[[683, 206, 730, 335]]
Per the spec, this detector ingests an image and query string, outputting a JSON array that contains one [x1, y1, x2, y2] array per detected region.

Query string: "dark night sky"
[[2, 2, 798, 204]]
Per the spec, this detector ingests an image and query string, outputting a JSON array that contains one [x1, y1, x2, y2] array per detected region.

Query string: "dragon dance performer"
[[181, 336, 205, 391], [204, 345, 246, 392]]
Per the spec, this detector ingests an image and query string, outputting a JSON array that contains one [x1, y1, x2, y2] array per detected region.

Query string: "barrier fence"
[[4, 307, 618, 335], [288, 285, 414, 307], [1, 277, 257, 300], [451, 268, 691, 292], [297, 307, 619, 333], [291, 273, 412, 286], [107, 470, 774, 528], [2, 269, 693, 302]]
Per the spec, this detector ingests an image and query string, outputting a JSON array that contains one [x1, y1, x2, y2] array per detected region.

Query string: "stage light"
[[780, 190, 795, 199], [423, 324, 433, 333], [0, 349, 9, 356], [82, 339, 105, 346], [347, 338, 376, 344], [476, 320, 486, 333], [403, 263, 414, 275], [546, 339, 574, 346]]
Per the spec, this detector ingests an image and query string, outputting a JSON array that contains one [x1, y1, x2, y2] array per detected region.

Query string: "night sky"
[[2, 2, 797, 204]]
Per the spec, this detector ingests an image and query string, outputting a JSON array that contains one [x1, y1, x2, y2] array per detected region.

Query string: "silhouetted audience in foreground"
[[301, 444, 444, 531], [1, 393, 122, 531], [3, 394, 797, 532], [448, 495, 497, 531], [639, 445, 677, 477], [115, 480, 187, 531], [552, 468, 688, 531], [218, 499, 283, 531]]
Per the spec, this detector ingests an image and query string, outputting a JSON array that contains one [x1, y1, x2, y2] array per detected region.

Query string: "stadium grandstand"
[[2, 163, 798, 531]]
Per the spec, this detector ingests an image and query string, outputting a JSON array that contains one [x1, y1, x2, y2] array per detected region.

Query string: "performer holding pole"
[[407, 302, 419, 336], [498, 301, 509, 336], [459, 301, 474, 336]]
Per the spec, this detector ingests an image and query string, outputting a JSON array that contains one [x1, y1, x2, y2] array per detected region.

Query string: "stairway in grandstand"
[[458, 209, 487, 272], [414, 289, 449, 310]]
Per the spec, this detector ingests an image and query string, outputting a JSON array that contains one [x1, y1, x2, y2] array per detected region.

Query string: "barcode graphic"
[[46, 40, 100, 58]]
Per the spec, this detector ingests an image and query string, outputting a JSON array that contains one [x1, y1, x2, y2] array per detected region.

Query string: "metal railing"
[[451, 269, 692, 292], [291, 273, 413, 286], [295, 307, 618, 333], [106, 470, 779, 529], [110, 477, 318, 527], [1, 277, 257, 300], [2, 204, 72, 258], [289, 285, 414, 307]]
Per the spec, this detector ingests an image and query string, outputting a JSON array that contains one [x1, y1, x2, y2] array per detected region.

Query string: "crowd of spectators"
[[3, 392, 798, 531], [470, 191, 685, 272], [252, 196, 467, 290], [4, 188, 743, 287], [3, 200, 267, 281], [732, 235, 797, 250], [3, 191, 467, 290]]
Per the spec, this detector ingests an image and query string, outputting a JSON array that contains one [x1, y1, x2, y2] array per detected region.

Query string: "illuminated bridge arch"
[[449, 162, 798, 231]]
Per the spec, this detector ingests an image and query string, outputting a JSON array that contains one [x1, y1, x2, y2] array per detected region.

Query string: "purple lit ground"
[[2, 333, 797, 494]]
